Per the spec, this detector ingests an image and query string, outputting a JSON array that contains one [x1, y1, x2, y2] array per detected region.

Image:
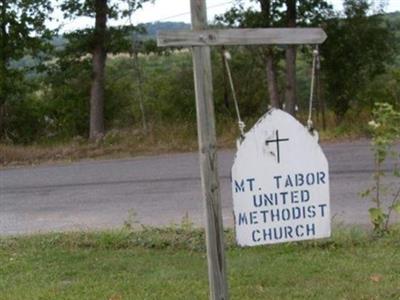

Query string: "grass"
[[0, 122, 203, 167], [0, 111, 372, 168], [1, 226, 399, 300]]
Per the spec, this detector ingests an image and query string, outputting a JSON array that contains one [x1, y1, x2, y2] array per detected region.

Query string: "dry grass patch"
[[0, 114, 370, 167]]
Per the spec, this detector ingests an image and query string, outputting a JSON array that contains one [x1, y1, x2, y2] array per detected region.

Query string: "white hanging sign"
[[231, 109, 331, 247]]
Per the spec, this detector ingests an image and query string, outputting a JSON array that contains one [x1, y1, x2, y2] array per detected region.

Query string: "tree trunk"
[[89, 0, 107, 141], [285, 0, 297, 116], [220, 46, 229, 109], [259, 0, 280, 108], [316, 54, 326, 130], [0, 0, 8, 137], [265, 50, 280, 108]]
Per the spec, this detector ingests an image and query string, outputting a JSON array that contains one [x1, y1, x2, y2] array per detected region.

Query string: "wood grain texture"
[[190, 1, 229, 299], [157, 28, 327, 47]]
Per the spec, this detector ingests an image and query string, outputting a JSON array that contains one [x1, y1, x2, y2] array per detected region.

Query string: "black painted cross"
[[265, 130, 289, 163]]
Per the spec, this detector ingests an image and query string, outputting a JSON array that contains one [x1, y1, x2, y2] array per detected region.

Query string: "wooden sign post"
[[188, 1, 229, 300], [157, 1, 327, 299]]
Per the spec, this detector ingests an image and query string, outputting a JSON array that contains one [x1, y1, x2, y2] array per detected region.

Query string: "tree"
[[278, 0, 332, 115], [0, 0, 53, 139], [216, 1, 283, 108], [259, 0, 280, 108], [216, 0, 332, 114], [90, 0, 107, 140], [285, 0, 297, 115], [61, 0, 150, 140], [321, 0, 396, 120]]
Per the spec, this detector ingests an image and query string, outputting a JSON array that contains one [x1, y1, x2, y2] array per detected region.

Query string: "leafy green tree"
[[321, 0, 396, 120], [60, 0, 150, 140], [0, 0, 53, 140]]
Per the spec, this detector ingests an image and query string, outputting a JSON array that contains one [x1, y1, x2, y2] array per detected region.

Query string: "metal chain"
[[223, 50, 246, 138]]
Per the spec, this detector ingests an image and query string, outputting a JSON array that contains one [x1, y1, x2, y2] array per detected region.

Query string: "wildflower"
[[368, 120, 380, 129]]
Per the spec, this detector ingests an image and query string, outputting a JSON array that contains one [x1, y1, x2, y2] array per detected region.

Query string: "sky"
[[53, 0, 400, 32]]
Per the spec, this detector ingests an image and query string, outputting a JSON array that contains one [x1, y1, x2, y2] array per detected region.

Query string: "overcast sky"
[[53, 0, 400, 32]]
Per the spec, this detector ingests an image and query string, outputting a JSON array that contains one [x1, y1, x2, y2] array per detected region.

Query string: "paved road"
[[1, 140, 399, 235]]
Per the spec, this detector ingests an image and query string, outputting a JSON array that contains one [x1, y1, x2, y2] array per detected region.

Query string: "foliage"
[[42, 56, 92, 139], [362, 68, 400, 108], [361, 102, 400, 233], [0, 0, 53, 73], [215, 0, 333, 110], [61, 0, 149, 18], [321, 0, 397, 120], [60, 0, 152, 139], [2, 81, 48, 144], [0, 0, 53, 140], [1, 4, 400, 144], [216, 0, 332, 27]]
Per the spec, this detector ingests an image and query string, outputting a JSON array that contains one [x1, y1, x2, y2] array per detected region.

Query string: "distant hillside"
[[51, 22, 190, 49], [383, 11, 400, 33], [384, 11, 400, 22], [140, 22, 190, 39]]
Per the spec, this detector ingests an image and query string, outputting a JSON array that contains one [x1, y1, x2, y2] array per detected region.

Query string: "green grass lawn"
[[0, 227, 399, 300]]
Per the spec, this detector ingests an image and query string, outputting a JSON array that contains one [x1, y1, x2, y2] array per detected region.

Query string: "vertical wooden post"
[[190, 1, 229, 299]]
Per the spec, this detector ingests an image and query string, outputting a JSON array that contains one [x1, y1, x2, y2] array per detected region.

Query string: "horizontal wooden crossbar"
[[157, 28, 327, 47]]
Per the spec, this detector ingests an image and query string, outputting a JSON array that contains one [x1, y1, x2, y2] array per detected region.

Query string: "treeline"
[[0, 0, 399, 144]]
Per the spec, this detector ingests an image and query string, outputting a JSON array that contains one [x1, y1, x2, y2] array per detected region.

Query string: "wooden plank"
[[190, 1, 229, 300], [158, 28, 327, 47]]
